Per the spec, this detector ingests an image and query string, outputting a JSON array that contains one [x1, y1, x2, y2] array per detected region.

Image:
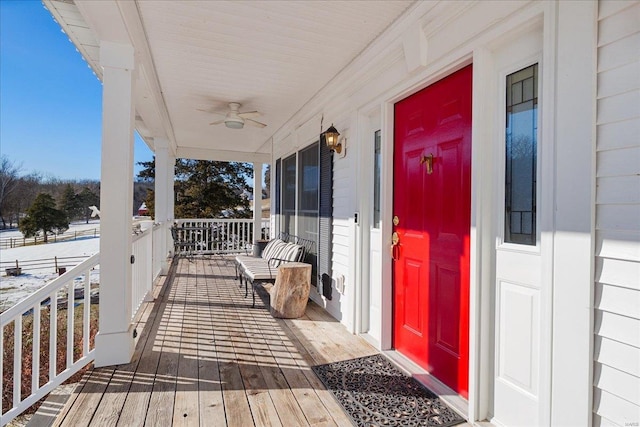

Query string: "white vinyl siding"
[[594, 1, 640, 426], [327, 141, 354, 322]]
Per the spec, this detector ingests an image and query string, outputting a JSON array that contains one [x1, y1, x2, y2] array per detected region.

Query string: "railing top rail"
[[0, 255, 90, 265], [175, 218, 261, 224], [132, 225, 153, 243], [1, 253, 100, 325]]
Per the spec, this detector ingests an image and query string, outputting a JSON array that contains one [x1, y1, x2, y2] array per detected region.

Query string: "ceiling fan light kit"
[[206, 102, 267, 129], [225, 117, 245, 129]]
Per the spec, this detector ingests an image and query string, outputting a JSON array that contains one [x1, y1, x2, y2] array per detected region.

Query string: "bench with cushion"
[[235, 234, 311, 307]]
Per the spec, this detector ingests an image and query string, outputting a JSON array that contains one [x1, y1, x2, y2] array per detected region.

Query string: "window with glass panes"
[[275, 142, 320, 284], [505, 63, 538, 245]]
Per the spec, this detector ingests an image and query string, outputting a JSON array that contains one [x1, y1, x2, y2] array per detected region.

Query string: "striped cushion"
[[242, 259, 278, 280], [261, 239, 286, 260], [269, 243, 303, 266], [236, 238, 306, 283]]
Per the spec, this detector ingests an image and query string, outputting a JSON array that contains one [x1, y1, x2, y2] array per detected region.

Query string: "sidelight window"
[[373, 130, 382, 229], [505, 63, 538, 245]]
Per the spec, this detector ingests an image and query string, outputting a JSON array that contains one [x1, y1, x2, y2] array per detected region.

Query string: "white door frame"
[[352, 3, 565, 423], [356, 106, 383, 345], [356, 2, 597, 424]]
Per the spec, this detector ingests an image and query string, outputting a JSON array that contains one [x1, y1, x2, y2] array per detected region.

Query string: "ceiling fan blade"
[[199, 108, 225, 117], [209, 119, 225, 125], [238, 111, 260, 119], [245, 118, 267, 128]]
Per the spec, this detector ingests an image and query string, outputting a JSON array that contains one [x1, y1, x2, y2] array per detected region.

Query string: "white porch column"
[[168, 157, 175, 222], [551, 2, 597, 425], [154, 137, 175, 271], [95, 41, 136, 367], [253, 162, 263, 243]]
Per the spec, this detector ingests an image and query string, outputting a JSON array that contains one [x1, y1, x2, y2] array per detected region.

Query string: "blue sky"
[[0, 0, 153, 181]]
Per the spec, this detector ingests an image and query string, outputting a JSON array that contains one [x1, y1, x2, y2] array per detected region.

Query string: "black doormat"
[[312, 354, 465, 427]]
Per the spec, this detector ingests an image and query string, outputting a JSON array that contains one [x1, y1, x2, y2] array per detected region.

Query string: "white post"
[[168, 156, 175, 222], [95, 41, 136, 367], [154, 137, 174, 272], [551, 2, 596, 425], [253, 163, 263, 244]]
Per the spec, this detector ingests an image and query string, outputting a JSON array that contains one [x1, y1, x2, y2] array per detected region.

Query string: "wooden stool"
[[269, 262, 311, 318]]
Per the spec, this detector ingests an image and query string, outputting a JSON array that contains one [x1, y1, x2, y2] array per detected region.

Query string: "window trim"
[[497, 58, 543, 251], [504, 63, 538, 246]]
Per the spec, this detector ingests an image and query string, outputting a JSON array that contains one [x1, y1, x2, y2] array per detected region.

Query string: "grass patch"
[[2, 304, 99, 417]]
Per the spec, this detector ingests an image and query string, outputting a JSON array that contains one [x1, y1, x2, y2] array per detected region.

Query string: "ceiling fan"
[[203, 102, 266, 129]]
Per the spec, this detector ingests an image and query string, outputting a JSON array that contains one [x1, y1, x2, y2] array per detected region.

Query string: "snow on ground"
[[0, 219, 100, 240], [0, 222, 101, 312], [0, 236, 100, 266]]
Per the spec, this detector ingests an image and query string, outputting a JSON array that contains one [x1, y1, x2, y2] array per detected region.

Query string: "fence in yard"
[[1, 256, 92, 276], [0, 228, 99, 250]]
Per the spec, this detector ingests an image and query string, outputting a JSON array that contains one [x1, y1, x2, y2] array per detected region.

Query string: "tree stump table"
[[269, 262, 311, 318]]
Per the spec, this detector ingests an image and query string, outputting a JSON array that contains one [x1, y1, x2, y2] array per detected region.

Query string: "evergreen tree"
[[143, 188, 155, 219], [137, 158, 155, 182], [136, 158, 252, 219], [263, 164, 271, 199], [174, 159, 252, 218], [20, 193, 69, 242], [60, 184, 83, 221], [78, 187, 99, 223]]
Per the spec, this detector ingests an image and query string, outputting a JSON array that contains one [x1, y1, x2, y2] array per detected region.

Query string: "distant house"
[[137, 203, 148, 216]]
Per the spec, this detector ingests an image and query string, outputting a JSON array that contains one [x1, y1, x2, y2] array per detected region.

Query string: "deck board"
[[51, 256, 378, 427]]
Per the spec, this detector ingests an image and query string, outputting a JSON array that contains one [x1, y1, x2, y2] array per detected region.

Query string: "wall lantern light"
[[322, 124, 342, 154]]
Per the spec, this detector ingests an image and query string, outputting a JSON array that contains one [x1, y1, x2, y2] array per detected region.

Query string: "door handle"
[[391, 231, 400, 261]]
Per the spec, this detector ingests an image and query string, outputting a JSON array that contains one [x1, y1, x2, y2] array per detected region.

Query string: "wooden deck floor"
[[51, 256, 378, 427]]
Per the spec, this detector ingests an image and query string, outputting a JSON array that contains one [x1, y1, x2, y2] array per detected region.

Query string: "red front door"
[[393, 65, 472, 398]]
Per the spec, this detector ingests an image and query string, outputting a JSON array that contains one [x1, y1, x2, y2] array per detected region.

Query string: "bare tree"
[[0, 156, 22, 228], [5, 173, 41, 227]]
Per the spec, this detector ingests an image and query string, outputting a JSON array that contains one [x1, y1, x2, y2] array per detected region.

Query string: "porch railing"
[[0, 253, 100, 425], [0, 221, 169, 426], [1, 218, 257, 424], [132, 225, 154, 320], [151, 222, 166, 279], [174, 218, 270, 254]]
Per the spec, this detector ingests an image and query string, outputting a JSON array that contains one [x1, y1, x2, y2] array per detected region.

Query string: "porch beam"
[[94, 40, 136, 367], [177, 147, 271, 164], [253, 163, 263, 244], [117, 0, 178, 154], [154, 137, 175, 271]]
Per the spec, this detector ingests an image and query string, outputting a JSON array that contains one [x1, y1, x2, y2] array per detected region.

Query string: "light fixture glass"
[[225, 119, 244, 129], [323, 124, 341, 153]]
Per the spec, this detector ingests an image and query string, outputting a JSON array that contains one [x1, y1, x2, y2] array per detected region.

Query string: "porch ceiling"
[[45, 0, 415, 163]]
